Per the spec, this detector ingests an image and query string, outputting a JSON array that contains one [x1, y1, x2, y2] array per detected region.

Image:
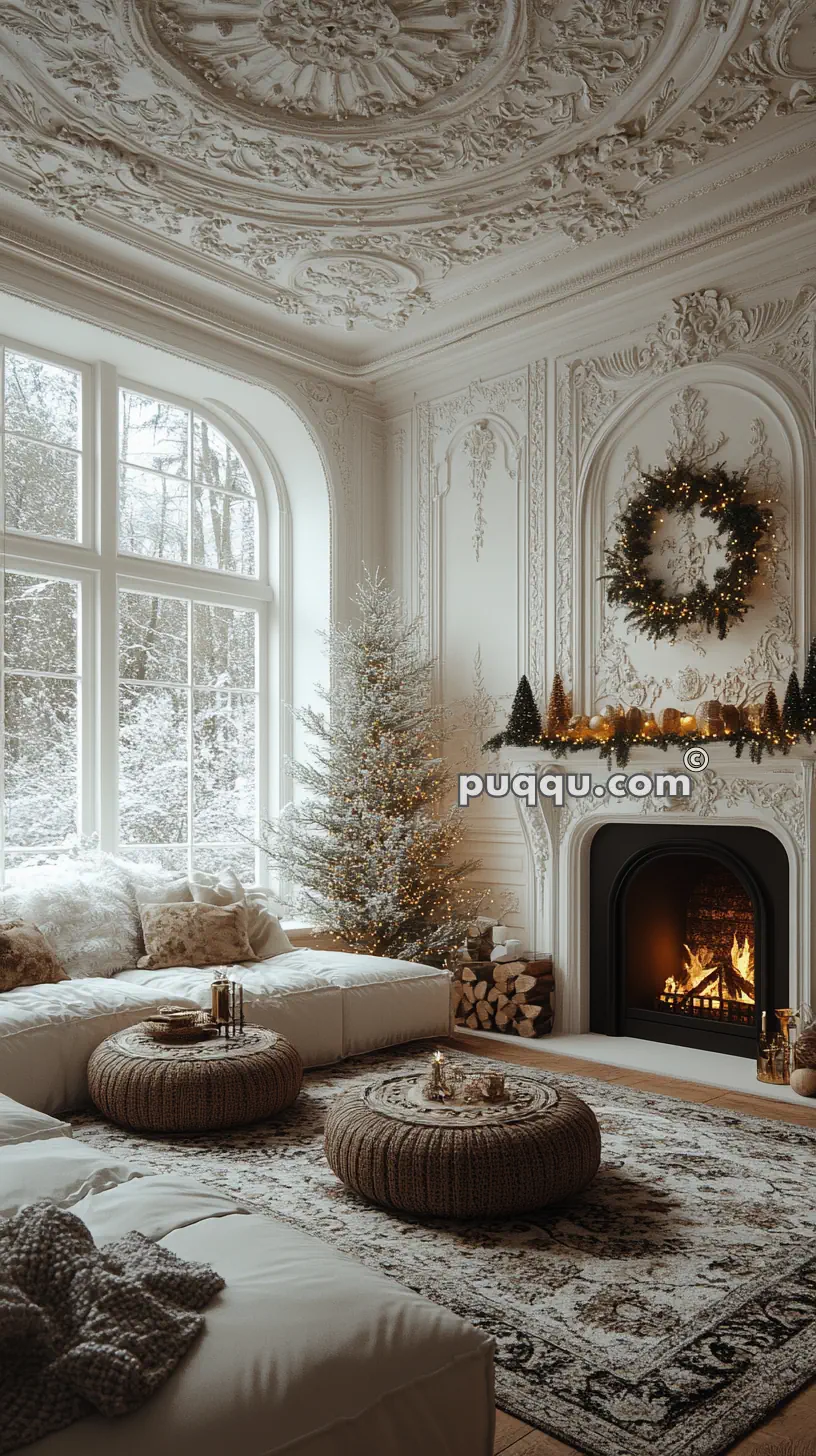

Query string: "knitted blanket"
[[0, 1200, 225, 1453]]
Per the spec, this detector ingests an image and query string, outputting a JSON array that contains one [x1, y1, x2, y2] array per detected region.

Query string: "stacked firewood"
[[453, 957, 554, 1038]]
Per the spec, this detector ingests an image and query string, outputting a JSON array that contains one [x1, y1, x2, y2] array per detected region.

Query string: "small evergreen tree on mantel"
[[504, 675, 543, 745], [258, 572, 480, 962], [483, 674, 542, 751], [803, 635, 816, 743]]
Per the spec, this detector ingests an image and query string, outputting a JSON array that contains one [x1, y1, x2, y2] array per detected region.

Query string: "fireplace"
[[589, 824, 789, 1058]]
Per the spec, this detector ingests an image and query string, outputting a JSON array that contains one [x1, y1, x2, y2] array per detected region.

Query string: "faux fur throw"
[[0, 1201, 225, 1452]]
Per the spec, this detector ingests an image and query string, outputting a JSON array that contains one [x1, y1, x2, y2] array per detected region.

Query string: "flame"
[[661, 930, 754, 1010], [730, 933, 753, 995]]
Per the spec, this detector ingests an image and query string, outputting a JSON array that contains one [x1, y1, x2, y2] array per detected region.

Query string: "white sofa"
[[0, 858, 452, 1116], [0, 1097, 495, 1456], [0, 951, 451, 1116]]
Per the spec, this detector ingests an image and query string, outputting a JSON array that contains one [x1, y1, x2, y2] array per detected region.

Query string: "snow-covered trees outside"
[[3, 351, 81, 541], [119, 389, 257, 574], [2, 351, 259, 881], [117, 591, 257, 879]]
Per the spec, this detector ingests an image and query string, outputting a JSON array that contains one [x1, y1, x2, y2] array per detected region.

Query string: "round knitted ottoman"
[[88, 1025, 303, 1133], [324, 1070, 601, 1218]]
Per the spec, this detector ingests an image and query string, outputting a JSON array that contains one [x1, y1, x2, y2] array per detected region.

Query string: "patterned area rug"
[[72, 1045, 816, 1456]]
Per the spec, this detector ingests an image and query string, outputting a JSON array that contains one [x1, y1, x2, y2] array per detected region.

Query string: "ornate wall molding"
[[460, 421, 497, 563], [552, 282, 815, 712]]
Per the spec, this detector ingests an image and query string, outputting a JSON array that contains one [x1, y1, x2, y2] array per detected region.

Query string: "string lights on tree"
[[257, 571, 480, 962]]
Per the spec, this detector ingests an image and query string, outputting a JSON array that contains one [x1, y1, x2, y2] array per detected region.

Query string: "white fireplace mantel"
[[501, 747, 815, 1036]]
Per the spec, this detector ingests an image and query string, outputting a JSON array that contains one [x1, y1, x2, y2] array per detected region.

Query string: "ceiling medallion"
[[0, 0, 813, 335], [149, 0, 503, 122]]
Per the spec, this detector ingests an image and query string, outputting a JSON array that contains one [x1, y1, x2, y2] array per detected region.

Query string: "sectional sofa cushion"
[[0, 1094, 72, 1146], [0, 979, 201, 1115], [117, 948, 452, 1067], [0, 1137, 147, 1219], [0, 1142, 495, 1456]]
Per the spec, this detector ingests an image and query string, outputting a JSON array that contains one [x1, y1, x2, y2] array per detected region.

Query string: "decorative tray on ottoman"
[[141, 1006, 219, 1043]]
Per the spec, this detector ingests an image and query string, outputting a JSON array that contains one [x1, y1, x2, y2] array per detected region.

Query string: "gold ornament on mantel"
[[721, 704, 740, 735], [660, 707, 682, 734], [679, 713, 697, 734], [588, 714, 614, 741], [640, 714, 660, 740], [567, 714, 591, 741], [699, 701, 724, 739]]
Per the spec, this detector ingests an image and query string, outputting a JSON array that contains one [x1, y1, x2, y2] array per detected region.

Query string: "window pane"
[[4, 351, 80, 448], [115, 845, 190, 874], [4, 436, 80, 541], [4, 675, 78, 847], [119, 590, 188, 684], [193, 603, 256, 689], [193, 690, 256, 842], [119, 464, 188, 562], [119, 685, 188, 844], [119, 390, 189, 477], [4, 573, 78, 674], [193, 489, 256, 575], [193, 418, 253, 495], [192, 844, 257, 884]]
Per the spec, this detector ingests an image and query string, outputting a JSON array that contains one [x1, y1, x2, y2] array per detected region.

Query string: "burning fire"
[[662, 933, 754, 1012]]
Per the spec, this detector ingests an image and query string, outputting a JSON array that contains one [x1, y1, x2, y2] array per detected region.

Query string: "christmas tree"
[[761, 685, 783, 740], [803, 635, 816, 742], [503, 675, 542, 746], [259, 572, 480, 961], [546, 672, 570, 738], [782, 669, 804, 738]]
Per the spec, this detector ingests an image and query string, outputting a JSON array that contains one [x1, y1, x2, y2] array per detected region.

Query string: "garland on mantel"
[[603, 460, 772, 643], [485, 660, 816, 770]]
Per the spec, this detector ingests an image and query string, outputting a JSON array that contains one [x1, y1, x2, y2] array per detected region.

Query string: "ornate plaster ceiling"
[[0, 0, 813, 358]]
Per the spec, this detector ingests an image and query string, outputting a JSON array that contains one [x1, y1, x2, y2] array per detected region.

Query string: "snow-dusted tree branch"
[[258, 572, 482, 962]]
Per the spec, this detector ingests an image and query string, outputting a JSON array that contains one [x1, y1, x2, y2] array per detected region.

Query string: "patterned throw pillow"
[[189, 867, 294, 959], [0, 919, 69, 992], [137, 901, 257, 970]]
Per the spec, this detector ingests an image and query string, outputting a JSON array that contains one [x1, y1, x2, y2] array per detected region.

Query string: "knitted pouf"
[[88, 1024, 303, 1133], [324, 1071, 601, 1218]]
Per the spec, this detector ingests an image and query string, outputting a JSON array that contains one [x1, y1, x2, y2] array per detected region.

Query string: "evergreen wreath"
[[603, 460, 771, 643]]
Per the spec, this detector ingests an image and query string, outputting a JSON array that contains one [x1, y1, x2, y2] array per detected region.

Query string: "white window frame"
[[1, 342, 273, 883]]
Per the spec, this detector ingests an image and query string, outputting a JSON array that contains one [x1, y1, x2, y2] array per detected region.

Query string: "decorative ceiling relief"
[[147, 0, 502, 121], [0, 0, 812, 336]]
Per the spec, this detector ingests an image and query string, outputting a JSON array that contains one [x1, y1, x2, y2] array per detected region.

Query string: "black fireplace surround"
[[589, 824, 789, 1058]]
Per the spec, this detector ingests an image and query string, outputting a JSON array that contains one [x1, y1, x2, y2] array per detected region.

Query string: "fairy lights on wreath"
[[602, 459, 773, 643]]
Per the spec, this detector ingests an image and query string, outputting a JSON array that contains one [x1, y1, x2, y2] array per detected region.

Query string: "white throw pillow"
[[0, 855, 140, 978], [189, 867, 293, 959]]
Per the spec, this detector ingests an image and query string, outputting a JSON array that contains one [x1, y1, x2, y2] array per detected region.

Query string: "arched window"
[[1, 341, 269, 885]]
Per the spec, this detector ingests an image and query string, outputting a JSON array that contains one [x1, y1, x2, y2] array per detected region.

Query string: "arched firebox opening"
[[589, 824, 789, 1058]]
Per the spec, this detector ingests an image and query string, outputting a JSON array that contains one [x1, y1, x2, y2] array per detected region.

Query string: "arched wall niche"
[[575, 358, 813, 720]]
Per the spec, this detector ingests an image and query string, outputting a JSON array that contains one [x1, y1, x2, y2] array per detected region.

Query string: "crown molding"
[[0, 213, 366, 385], [0, 173, 813, 403]]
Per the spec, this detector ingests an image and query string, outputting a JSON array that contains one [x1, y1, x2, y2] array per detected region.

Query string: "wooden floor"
[[440, 1033, 816, 1456]]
